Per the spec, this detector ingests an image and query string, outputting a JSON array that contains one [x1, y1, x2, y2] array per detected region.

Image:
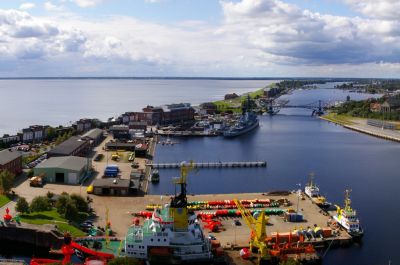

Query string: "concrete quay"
[[321, 115, 400, 143]]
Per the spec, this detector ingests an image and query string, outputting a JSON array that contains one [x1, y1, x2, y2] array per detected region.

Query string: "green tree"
[[70, 194, 89, 213], [16, 197, 30, 213], [0, 170, 14, 194], [55, 194, 72, 215], [30, 196, 52, 212], [65, 200, 79, 220], [45, 127, 57, 141]]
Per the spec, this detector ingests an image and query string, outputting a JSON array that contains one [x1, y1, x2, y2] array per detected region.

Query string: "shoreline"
[[320, 114, 400, 143]]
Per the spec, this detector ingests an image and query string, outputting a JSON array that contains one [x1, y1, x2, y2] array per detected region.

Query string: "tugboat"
[[333, 189, 363, 238], [150, 169, 160, 183], [304, 173, 331, 209], [125, 162, 213, 263], [224, 95, 259, 137]]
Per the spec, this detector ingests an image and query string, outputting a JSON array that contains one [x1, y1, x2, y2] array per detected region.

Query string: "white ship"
[[304, 173, 331, 209], [333, 189, 363, 238], [125, 163, 213, 263]]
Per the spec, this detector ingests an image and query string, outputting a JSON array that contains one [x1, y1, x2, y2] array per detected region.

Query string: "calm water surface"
[[0, 79, 274, 135], [152, 87, 398, 265]]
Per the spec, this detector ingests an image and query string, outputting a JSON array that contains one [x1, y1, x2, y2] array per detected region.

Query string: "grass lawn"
[[0, 194, 11, 208], [213, 88, 267, 113], [19, 209, 86, 237], [322, 113, 356, 126]]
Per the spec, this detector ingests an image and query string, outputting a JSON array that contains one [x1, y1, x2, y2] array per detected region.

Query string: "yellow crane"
[[233, 199, 270, 264]]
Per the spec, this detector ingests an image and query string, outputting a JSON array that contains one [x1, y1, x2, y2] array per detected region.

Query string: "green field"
[[213, 88, 266, 113], [0, 194, 11, 208], [321, 113, 356, 126], [19, 210, 86, 237]]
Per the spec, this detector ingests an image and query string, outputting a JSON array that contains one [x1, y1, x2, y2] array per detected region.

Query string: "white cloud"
[[220, 0, 400, 64], [71, 0, 104, 8], [344, 0, 400, 20], [44, 1, 65, 12], [19, 3, 35, 11], [1, 0, 400, 77]]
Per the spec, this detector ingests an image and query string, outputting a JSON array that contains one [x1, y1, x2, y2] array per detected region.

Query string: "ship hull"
[[333, 215, 364, 238], [223, 120, 259, 137]]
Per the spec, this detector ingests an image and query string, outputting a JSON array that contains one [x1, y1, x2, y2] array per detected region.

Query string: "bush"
[[70, 194, 89, 213], [108, 257, 140, 265], [55, 194, 71, 215], [16, 197, 30, 213], [0, 170, 14, 194], [30, 196, 52, 212], [47, 191, 55, 199]]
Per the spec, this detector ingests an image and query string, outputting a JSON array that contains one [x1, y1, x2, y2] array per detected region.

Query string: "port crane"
[[233, 199, 270, 264]]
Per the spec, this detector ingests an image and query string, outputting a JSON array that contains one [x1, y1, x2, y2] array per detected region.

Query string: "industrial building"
[[34, 156, 91, 184], [0, 149, 22, 175], [48, 136, 90, 157], [82, 128, 104, 146], [92, 178, 131, 196]]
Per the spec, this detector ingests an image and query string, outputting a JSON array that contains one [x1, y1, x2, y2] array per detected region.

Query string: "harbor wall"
[[0, 225, 64, 249]]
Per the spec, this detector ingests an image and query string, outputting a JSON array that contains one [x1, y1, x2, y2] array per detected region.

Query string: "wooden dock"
[[157, 130, 219, 137], [147, 161, 267, 169]]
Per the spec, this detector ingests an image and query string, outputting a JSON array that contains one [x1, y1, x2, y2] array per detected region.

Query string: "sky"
[[0, 0, 400, 78]]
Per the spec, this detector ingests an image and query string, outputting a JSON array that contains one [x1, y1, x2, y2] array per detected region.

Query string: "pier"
[[156, 130, 219, 137], [147, 161, 267, 169]]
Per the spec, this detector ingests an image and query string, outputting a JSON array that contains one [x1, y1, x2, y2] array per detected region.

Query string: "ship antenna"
[[344, 189, 352, 210], [308, 172, 315, 186]]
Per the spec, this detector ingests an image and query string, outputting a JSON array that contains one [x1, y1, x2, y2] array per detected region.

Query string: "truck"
[[29, 176, 44, 187]]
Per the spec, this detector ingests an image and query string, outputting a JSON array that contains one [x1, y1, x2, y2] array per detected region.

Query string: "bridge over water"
[[261, 99, 337, 116]]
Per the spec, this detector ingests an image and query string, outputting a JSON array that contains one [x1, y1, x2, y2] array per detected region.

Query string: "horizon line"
[[0, 76, 399, 80]]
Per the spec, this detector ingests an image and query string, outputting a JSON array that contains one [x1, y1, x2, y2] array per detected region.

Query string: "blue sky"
[[0, 0, 400, 77]]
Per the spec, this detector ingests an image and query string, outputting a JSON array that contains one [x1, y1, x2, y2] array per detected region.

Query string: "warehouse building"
[[34, 156, 91, 184], [48, 136, 90, 157], [92, 178, 131, 196]]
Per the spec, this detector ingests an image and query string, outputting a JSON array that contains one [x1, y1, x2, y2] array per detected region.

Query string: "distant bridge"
[[261, 99, 335, 116]]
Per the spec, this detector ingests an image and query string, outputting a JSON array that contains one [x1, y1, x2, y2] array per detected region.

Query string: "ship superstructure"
[[333, 189, 363, 237]]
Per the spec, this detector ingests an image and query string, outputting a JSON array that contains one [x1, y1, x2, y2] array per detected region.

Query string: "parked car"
[[208, 234, 217, 240]]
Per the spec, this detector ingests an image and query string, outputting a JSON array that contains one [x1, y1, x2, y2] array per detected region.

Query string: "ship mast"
[[308, 172, 315, 187], [344, 189, 352, 211], [170, 161, 194, 231]]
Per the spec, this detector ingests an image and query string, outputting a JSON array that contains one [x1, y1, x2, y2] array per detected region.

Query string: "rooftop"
[[93, 178, 130, 188], [48, 136, 88, 156], [0, 149, 21, 165], [35, 156, 88, 171], [82, 128, 103, 140]]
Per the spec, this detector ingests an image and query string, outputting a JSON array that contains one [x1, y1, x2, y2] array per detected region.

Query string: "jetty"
[[157, 130, 219, 137], [147, 161, 267, 169]]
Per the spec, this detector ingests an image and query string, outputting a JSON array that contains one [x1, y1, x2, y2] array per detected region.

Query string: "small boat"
[[150, 169, 160, 183], [304, 173, 331, 209], [333, 189, 363, 238]]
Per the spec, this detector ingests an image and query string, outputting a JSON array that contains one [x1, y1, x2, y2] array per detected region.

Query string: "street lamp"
[[296, 183, 301, 214]]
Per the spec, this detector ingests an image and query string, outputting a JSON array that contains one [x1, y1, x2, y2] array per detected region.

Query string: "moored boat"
[[333, 189, 363, 238], [304, 173, 331, 209], [223, 95, 259, 138], [150, 169, 160, 183]]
